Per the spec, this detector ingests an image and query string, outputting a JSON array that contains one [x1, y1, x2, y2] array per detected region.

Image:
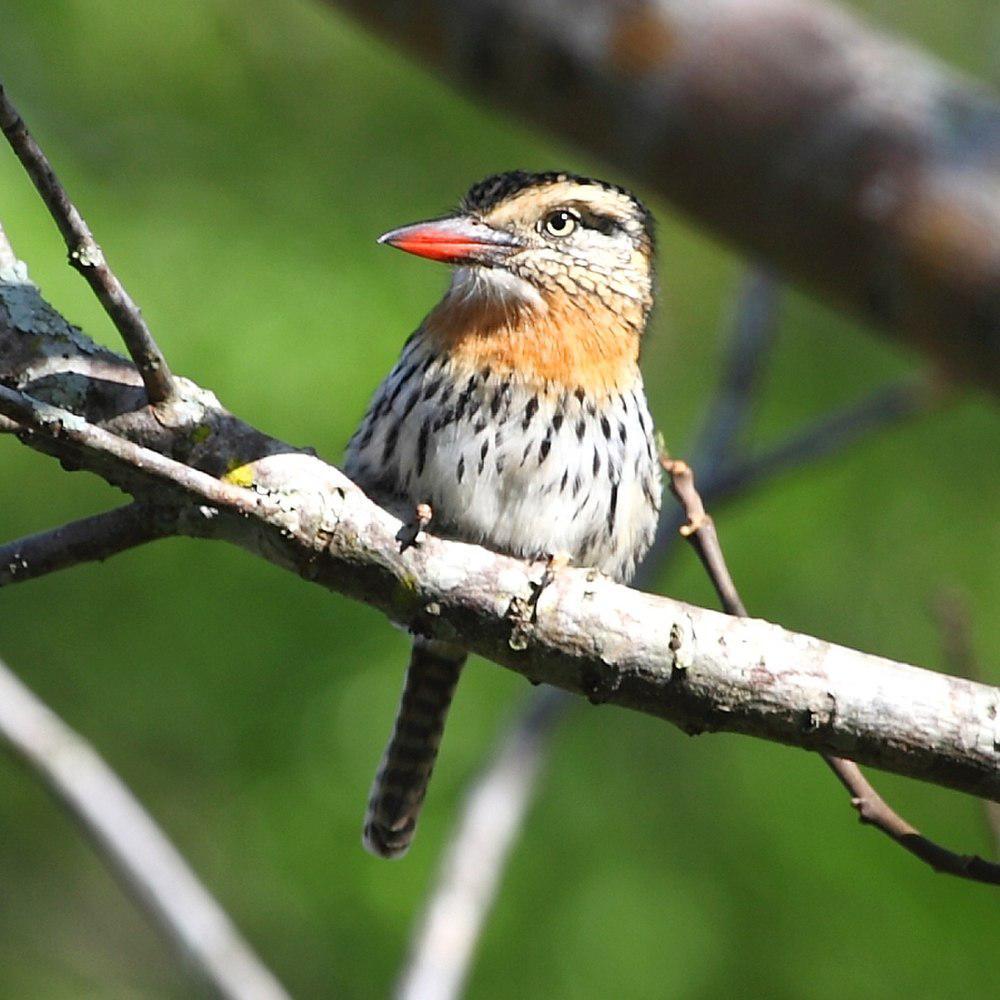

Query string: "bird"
[[345, 170, 662, 858]]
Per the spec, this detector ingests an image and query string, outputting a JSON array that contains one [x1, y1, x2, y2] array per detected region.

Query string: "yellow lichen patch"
[[223, 461, 256, 488]]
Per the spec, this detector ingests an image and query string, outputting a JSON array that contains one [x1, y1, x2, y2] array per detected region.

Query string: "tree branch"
[[0, 654, 290, 999], [664, 457, 1000, 885], [935, 590, 1000, 858], [1, 325, 997, 806], [331, 0, 1000, 392], [0, 503, 172, 587], [0, 85, 175, 402]]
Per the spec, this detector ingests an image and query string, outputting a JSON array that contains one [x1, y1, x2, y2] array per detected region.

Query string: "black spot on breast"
[[457, 456, 465, 482], [618, 422, 627, 444], [560, 469, 569, 492], [522, 395, 539, 430], [454, 374, 478, 422], [574, 386, 586, 403], [474, 417, 487, 434], [381, 420, 401, 464], [552, 412, 564, 433], [433, 406, 456, 432], [354, 422, 375, 452], [633, 392, 648, 433], [385, 362, 418, 409], [491, 376, 511, 418], [607, 482, 619, 534], [539, 437, 552, 463], [593, 449, 601, 476], [576, 419, 586, 441], [600, 416, 611, 439], [422, 377, 442, 401], [572, 474, 583, 499], [481, 366, 492, 382], [400, 386, 421, 421], [520, 439, 533, 466], [479, 438, 490, 474], [416, 419, 431, 476]]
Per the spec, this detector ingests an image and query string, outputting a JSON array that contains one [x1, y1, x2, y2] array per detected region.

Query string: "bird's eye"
[[542, 210, 578, 238]]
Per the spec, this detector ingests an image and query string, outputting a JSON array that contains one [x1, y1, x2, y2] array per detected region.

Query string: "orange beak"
[[377, 216, 522, 266]]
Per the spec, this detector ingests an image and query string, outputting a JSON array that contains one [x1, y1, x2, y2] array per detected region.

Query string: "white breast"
[[345, 336, 661, 583]]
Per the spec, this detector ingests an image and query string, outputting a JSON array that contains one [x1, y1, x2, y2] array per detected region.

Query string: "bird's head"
[[379, 171, 655, 328]]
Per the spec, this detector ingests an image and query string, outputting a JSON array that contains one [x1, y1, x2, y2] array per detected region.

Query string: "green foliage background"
[[0, 1, 997, 996]]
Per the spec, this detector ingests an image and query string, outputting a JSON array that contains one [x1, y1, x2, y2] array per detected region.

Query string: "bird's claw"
[[397, 502, 433, 552]]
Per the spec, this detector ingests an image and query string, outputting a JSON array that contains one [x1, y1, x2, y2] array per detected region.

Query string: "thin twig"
[[705, 375, 943, 502], [935, 589, 1000, 858], [663, 456, 1000, 886], [0, 503, 171, 587], [0, 85, 174, 402], [0, 655, 290, 1000]]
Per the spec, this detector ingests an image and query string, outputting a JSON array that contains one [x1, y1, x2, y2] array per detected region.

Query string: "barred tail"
[[363, 638, 467, 858]]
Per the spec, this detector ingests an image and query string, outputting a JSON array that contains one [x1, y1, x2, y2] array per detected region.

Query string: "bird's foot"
[[396, 502, 433, 552], [529, 550, 571, 620]]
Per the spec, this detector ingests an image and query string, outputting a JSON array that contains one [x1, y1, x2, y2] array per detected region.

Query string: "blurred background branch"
[[332, 0, 1000, 392], [0, 654, 290, 1000]]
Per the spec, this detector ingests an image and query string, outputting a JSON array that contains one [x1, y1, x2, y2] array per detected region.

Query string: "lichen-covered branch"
[[331, 0, 1000, 392], [1, 264, 997, 803]]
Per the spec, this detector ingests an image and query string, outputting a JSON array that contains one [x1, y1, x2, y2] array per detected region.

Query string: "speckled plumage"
[[346, 335, 660, 582], [347, 171, 662, 857]]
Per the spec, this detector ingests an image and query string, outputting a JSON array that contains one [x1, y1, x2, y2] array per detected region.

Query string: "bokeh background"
[[1, 1, 997, 996]]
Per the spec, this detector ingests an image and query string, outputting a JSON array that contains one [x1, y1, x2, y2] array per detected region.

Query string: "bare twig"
[[663, 456, 1000, 886], [935, 590, 1000, 858], [0, 655, 290, 999], [648, 268, 782, 559], [0, 85, 174, 402], [0, 503, 171, 587]]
